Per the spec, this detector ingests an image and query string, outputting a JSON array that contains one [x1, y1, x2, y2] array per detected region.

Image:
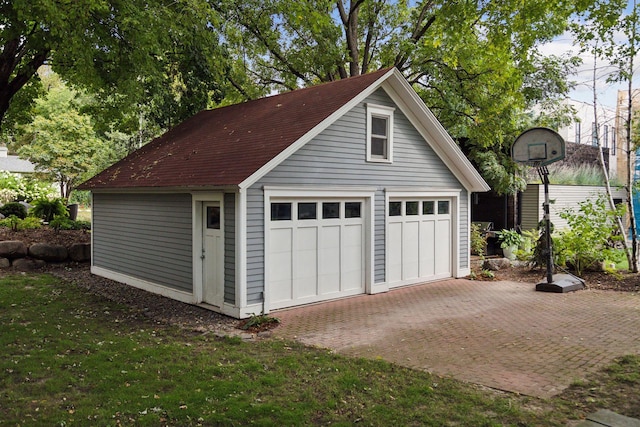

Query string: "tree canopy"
[[16, 78, 105, 199], [2, 0, 604, 195], [214, 0, 593, 193], [0, 0, 227, 136]]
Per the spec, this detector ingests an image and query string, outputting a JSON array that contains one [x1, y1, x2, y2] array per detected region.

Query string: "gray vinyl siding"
[[374, 191, 386, 282], [93, 193, 193, 292], [520, 186, 541, 231], [224, 192, 236, 304], [247, 88, 466, 302], [246, 187, 265, 304], [522, 184, 627, 231]]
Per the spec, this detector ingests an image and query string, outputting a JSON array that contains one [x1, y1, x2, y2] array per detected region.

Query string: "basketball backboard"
[[512, 127, 565, 167]]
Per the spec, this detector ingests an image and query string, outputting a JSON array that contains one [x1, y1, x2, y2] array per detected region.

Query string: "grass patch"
[[1, 274, 638, 425], [558, 355, 640, 419]]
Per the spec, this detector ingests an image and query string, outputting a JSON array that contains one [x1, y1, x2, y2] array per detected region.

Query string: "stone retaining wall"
[[0, 240, 90, 271]]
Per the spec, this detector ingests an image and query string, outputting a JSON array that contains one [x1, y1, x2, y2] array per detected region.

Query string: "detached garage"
[[80, 67, 489, 319]]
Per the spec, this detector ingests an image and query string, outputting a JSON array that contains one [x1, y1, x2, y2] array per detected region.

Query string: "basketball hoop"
[[511, 128, 584, 292], [512, 127, 565, 167]]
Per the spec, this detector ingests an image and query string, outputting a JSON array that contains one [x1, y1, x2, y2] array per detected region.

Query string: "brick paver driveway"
[[273, 279, 640, 398]]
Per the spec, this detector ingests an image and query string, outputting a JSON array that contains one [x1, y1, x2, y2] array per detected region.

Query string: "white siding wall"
[[521, 184, 627, 231]]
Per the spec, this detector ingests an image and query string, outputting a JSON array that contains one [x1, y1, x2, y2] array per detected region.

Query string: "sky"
[[539, 34, 619, 110], [539, 3, 640, 111]]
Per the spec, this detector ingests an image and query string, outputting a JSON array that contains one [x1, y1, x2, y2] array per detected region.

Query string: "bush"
[[30, 198, 68, 222], [0, 202, 27, 219], [470, 223, 486, 258], [49, 216, 91, 231], [0, 215, 42, 231], [555, 194, 625, 276], [0, 171, 56, 202]]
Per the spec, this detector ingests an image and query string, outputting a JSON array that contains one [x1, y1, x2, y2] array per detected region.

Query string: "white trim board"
[[92, 266, 195, 305]]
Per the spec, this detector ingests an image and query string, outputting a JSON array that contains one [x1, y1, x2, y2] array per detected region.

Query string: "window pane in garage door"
[[298, 203, 317, 220], [423, 201, 434, 215], [438, 201, 450, 214], [271, 203, 292, 220], [406, 201, 419, 215], [345, 202, 361, 218], [322, 202, 340, 219], [389, 201, 401, 216]]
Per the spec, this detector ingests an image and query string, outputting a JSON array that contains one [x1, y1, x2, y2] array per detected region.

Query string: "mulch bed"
[[0, 227, 91, 248], [472, 257, 640, 293]]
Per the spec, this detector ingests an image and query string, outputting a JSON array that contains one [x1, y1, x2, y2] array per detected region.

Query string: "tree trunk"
[[592, 52, 633, 268], [626, 11, 639, 273]]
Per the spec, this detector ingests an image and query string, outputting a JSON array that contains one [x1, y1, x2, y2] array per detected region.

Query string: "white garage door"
[[387, 198, 452, 287], [268, 199, 366, 309]]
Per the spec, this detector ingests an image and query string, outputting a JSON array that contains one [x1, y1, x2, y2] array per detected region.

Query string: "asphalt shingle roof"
[[80, 69, 392, 190], [0, 156, 35, 174]]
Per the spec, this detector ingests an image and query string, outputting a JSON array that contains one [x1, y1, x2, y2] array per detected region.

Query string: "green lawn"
[[1, 274, 638, 426]]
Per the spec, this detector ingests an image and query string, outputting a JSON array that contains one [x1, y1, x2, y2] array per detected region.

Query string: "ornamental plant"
[[30, 198, 68, 222], [496, 229, 524, 249]]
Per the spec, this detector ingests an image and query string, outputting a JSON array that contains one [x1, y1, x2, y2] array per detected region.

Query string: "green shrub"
[[49, 216, 91, 231], [30, 198, 68, 222], [19, 216, 42, 230], [0, 215, 42, 231], [470, 223, 486, 259], [0, 215, 20, 231], [555, 194, 625, 276], [516, 229, 538, 261], [0, 202, 27, 219]]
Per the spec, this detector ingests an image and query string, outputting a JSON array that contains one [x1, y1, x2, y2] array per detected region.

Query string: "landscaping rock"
[[12, 258, 46, 271], [69, 243, 91, 262], [0, 240, 27, 259], [0, 257, 10, 268], [483, 258, 511, 271], [28, 243, 68, 262]]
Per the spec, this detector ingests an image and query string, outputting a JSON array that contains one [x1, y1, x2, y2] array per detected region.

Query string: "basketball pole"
[[538, 166, 554, 284], [512, 127, 584, 293]]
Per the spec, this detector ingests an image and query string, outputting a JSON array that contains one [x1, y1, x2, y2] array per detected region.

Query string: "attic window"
[[366, 104, 395, 163]]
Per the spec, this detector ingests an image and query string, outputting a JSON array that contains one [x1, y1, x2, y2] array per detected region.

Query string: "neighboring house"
[[80, 68, 489, 319], [615, 89, 639, 185], [0, 147, 35, 174]]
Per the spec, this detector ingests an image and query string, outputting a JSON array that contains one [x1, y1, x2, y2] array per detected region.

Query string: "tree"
[[213, 0, 593, 194], [16, 82, 105, 199], [0, 0, 227, 134], [572, 0, 640, 272]]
